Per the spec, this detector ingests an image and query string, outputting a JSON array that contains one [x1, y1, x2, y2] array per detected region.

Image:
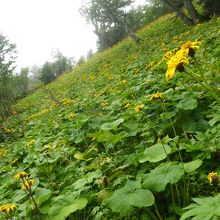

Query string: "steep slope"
[[1, 14, 220, 219]]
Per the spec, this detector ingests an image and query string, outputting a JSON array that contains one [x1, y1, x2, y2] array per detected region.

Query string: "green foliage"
[[142, 162, 184, 192], [139, 143, 171, 163], [180, 194, 220, 220], [183, 159, 202, 173], [1, 13, 220, 220], [0, 33, 17, 118], [48, 197, 88, 220], [198, 0, 220, 17], [80, 0, 139, 50], [105, 180, 155, 214], [38, 51, 72, 84]]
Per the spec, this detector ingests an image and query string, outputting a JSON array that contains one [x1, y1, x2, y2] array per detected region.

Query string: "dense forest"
[[1, 0, 220, 219]]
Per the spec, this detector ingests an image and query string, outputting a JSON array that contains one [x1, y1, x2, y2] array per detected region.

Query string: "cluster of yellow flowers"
[[21, 179, 35, 190], [108, 76, 114, 81], [0, 204, 17, 214], [14, 171, 35, 190], [89, 75, 96, 81], [50, 103, 59, 109], [109, 87, 118, 93], [4, 128, 15, 133], [121, 79, 128, 84], [101, 102, 108, 107], [26, 140, 35, 147], [146, 61, 155, 69], [150, 93, 163, 101], [135, 104, 144, 112], [62, 98, 74, 105], [15, 171, 28, 180], [0, 148, 7, 157], [123, 103, 131, 109], [68, 113, 77, 119], [165, 40, 201, 80], [28, 109, 48, 120], [95, 92, 104, 97]]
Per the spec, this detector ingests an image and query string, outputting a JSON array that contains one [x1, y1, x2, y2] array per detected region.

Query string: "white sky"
[[0, 0, 146, 71]]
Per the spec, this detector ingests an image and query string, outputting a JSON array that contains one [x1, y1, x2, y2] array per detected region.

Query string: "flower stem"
[[21, 177, 41, 220], [185, 66, 220, 102]]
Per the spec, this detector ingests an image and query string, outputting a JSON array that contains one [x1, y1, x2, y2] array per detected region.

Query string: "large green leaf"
[[139, 143, 171, 163], [92, 130, 127, 144], [101, 118, 124, 130], [180, 194, 220, 220], [123, 121, 139, 137], [142, 162, 184, 192], [105, 180, 154, 214], [35, 187, 52, 205], [183, 159, 202, 173], [177, 97, 198, 110], [49, 196, 88, 220], [73, 170, 102, 190]]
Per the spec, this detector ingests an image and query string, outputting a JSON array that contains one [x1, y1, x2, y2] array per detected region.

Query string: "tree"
[[158, 0, 220, 25], [80, 0, 140, 50], [29, 65, 43, 89], [76, 55, 86, 65], [86, 49, 94, 59], [16, 67, 29, 97], [0, 33, 17, 119], [52, 50, 72, 76], [38, 51, 73, 84], [38, 61, 56, 84], [159, 0, 201, 25], [198, 0, 220, 18]]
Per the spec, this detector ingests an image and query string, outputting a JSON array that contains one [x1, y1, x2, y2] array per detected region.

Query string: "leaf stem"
[[154, 203, 163, 220]]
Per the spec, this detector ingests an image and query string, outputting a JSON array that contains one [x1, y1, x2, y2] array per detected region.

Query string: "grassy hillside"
[[1, 14, 220, 219]]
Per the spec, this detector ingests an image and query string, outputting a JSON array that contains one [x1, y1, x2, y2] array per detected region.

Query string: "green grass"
[[1, 14, 220, 219]]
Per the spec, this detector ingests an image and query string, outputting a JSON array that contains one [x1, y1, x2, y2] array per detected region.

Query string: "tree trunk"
[[183, 0, 201, 24], [162, 0, 194, 25], [108, 9, 140, 44], [120, 20, 140, 44]]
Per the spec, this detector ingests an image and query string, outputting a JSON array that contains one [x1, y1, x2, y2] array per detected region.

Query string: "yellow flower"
[[108, 76, 114, 81], [62, 98, 74, 105], [89, 75, 96, 81], [15, 171, 28, 180], [11, 158, 19, 165], [21, 179, 34, 190], [101, 102, 108, 107], [109, 87, 117, 93], [181, 40, 201, 57], [92, 137, 97, 141], [51, 103, 59, 108], [162, 51, 173, 61], [135, 104, 144, 112], [0, 149, 7, 157], [165, 51, 189, 80], [181, 40, 201, 50], [123, 103, 131, 109], [4, 128, 15, 133], [146, 61, 155, 69], [0, 204, 17, 214], [121, 79, 128, 84], [208, 171, 218, 185], [26, 140, 35, 147], [150, 93, 163, 101], [96, 92, 104, 97], [68, 113, 77, 119]]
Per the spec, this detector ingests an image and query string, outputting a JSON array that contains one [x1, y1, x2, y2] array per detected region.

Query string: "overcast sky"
[[0, 0, 146, 71]]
